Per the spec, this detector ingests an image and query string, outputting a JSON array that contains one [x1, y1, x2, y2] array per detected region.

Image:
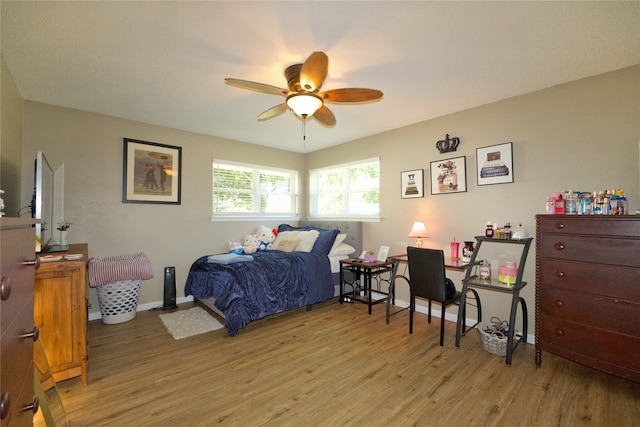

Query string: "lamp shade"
[[408, 221, 427, 247], [286, 94, 323, 118], [408, 221, 426, 238]]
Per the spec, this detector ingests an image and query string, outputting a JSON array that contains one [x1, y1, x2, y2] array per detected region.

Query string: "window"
[[309, 157, 380, 220], [212, 160, 299, 221]]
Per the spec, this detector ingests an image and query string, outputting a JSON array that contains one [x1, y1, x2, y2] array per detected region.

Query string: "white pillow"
[[329, 243, 356, 256], [329, 233, 347, 255], [270, 231, 299, 250], [294, 230, 320, 252]]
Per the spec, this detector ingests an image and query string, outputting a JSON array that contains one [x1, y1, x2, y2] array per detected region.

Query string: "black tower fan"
[[162, 266, 178, 310]]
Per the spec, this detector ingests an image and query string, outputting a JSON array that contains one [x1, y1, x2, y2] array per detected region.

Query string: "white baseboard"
[[88, 295, 535, 344], [88, 295, 194, 322], [391, 298, 536, 345]]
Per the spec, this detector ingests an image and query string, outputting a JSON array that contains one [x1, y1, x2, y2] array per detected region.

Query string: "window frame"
[[211, 159, 300, 222], [308, 157, 380, 221]]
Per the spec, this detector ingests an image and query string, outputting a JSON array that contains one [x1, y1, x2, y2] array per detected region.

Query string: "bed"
[[184, 221, 362, 336]]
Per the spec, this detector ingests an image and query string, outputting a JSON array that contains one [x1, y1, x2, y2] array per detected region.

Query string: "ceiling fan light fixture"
[[286, 94, 323, 118]]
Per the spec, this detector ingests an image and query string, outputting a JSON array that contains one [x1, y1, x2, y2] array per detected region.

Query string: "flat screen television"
[[32, 151, 54, 252]]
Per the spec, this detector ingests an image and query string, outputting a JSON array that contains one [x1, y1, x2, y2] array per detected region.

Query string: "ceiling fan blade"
[[257, 103, 289, 121], [313, 105, 336, 127], [225, 78, 290, 97], [320, 88, 383, 104], [300, 52, 329, 93]]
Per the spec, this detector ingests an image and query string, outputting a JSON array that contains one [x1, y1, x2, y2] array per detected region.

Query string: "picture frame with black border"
[[430, 156, 467, 195], [123, 138, 182, 204], [476, 142, 514, 186], [401, 169, 424, 198]]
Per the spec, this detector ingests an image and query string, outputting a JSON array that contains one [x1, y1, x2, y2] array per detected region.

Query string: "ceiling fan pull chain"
[[302, 114, 307, 141]]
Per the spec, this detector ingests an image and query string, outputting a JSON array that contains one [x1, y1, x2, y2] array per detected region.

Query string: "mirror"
[[33, 340, 68, 427]]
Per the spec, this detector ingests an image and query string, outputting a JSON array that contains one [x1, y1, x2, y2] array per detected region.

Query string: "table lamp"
[[408, 221, 428, 247]]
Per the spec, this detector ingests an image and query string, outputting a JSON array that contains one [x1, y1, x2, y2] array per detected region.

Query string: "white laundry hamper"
[[96, 279, 142, 324]]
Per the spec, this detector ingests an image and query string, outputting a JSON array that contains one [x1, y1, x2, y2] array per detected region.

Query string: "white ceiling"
[[2, 1, 639, 153]]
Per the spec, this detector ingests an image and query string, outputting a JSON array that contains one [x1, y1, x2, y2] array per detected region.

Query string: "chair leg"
[[439, 305, 446, 346], [409, 295, 414, 334], [427, 299, 432, 323]]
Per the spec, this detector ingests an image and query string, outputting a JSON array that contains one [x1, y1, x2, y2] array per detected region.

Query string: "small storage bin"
[[96, 279, 142, 324], [478, 318, 517, 357]]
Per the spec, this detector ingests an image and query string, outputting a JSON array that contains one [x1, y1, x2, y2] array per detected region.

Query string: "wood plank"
[[56, 299, 640, 426]]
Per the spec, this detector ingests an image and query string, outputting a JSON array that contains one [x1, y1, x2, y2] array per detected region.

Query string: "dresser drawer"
[[1, 227, 36, 337], [539, 315, 640, 373], [538, 287, 639, 335], [539, 216, 640, 237], [539, 259, 640, 300], [539, 234, 640, 267]]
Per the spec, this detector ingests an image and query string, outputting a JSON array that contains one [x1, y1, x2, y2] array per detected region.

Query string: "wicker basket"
[[96, 279, 142, 324], [478, 318, 514, 357]]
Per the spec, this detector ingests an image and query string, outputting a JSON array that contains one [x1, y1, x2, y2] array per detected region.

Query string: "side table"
[[339, 258, 397, 315]]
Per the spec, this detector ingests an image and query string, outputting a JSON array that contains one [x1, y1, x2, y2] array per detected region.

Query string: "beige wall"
[[19, 103, 305, 315], [1, 56, 25, 215], [19, 65, 640, 330], [308, 65, 640, 330]]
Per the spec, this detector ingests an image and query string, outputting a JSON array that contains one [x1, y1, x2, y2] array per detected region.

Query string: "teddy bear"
[[256, 225, 278, 251], [242, 234, 258, 254]]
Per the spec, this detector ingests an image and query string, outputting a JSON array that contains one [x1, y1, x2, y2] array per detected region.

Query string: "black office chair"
[[407, 246, 481, 346]]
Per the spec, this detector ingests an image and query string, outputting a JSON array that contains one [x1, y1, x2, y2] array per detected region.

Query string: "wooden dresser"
[[535, 215, 640, 382], [34, 243, 88, 385], [1, 218, 40, 426]]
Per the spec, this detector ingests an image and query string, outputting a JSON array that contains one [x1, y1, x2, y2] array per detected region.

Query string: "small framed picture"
[[123, 138, 182, 204], [401, 169, 424, 198], [377, 245, 390, 261], [477, 142, 514, 186], [430, 156, 467, 195]]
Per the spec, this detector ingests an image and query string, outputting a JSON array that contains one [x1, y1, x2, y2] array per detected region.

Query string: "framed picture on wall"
[[476, 142, 514, 186], [430, 156, 467, 195], [400, 169, 424, 198], [122, 138, 182, 204]]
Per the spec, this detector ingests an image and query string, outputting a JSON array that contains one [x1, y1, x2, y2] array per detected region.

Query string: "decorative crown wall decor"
[[436, 134, 460, 154]]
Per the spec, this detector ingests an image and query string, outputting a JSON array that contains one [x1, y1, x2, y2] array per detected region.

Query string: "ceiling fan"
[[225, 52, 383, 129]]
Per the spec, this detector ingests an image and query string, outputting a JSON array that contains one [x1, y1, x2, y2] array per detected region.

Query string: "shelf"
[[456, 235, 533, 366], [465, 276, 528, 292], [474, 236, 534, 244]]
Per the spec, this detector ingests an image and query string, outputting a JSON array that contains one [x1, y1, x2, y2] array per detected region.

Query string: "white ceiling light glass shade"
[[286, 94, 323, 118]]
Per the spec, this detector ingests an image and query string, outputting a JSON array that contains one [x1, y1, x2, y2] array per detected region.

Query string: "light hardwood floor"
[[56, 299, 640, 426]]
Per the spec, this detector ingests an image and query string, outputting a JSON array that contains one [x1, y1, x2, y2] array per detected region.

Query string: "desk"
[[386, 254, 479, 323], [339, 258, 396, 314]]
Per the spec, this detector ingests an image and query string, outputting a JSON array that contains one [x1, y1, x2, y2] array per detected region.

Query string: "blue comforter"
[[184, 251, 334, 336]]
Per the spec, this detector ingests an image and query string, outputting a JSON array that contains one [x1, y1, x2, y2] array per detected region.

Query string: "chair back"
[[407, 246, 447, 302]]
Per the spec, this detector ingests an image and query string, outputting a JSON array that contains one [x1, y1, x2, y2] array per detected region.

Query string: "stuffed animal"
[[228, 241, 243, 254], [256, 225, 278, 251], [242, 234, 258, 254]]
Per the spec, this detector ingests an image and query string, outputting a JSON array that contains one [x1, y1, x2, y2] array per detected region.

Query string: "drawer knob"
[[20, 325, 40, 342], [0, 393, 10, 419], [554, 223, 565, 229], [554, 242, 565, 251], [554, 271, 565, 278], [23, 256, 41, 269], [555, 300, 564, 307], [21, 397, 39, 414], [555, 329, 564, 337], [0, 276, 10, 301]]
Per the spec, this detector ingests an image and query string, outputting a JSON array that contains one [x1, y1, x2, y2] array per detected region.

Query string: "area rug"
[[159, 306, 224, 340]]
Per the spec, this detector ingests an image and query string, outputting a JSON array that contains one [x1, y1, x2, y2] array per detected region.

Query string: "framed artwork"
[[476, 142, 514, 186], [400, 169, 424, 198], [430, 156, 467, 195], [377, 245, 390, 261], [123, 138, 182, 204]]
